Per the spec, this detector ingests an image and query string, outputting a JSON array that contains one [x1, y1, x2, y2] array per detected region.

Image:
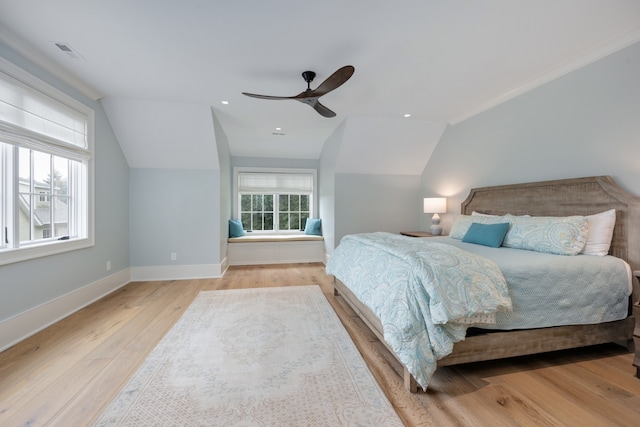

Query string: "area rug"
[[92, 285, 402, 426]]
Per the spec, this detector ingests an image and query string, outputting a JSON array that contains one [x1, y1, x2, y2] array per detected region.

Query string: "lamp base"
[[430, 213, 442, 235], [430, 225, 443, 235]]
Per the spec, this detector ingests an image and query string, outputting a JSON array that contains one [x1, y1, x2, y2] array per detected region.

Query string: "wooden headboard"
[[461, 176, 640, 276]]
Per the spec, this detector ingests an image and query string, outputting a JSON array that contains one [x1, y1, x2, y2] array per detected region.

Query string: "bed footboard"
[[334, 277, 634, 393], [333, 278, 419, 392]]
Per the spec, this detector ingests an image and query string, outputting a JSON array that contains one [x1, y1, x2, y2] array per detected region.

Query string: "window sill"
[[0, 237, 94, 266]]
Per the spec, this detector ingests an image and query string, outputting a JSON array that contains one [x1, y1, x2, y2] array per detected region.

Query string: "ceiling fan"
[[242, 65, 355, 118]]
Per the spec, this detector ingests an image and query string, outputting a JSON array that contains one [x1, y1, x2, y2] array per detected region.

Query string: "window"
[[0, 57, 94, 265], [234, 168, 316, 233]]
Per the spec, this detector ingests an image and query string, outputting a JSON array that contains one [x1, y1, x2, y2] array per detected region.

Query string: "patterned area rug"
[[92, 285, 402, 426]]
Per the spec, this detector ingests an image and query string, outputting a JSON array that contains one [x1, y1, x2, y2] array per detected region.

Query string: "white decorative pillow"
[[473, 211, 530, 217], [471, 211, 498, 217], [502, 214, 589, 256], [580, 209, 616, 256], [449, 214, 511, 239]]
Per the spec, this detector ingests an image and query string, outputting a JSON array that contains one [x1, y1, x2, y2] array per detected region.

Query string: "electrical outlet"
[[106, 260, 111, 271], [171, 252, 177, 261]]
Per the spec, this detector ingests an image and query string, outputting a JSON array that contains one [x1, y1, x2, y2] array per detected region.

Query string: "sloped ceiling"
[[101, 99, 219, 169], [1, 1, 640, 173], [335, 117, 446, 175]]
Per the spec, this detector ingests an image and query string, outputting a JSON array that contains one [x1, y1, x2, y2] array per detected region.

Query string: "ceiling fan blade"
[[242, 92, 295, 100], [311, 100, 336, 118], [242, 66, 352, 116], [308, 65, 355, 97]]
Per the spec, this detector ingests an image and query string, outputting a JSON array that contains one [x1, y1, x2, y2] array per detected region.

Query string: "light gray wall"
[[335, 174, 422, 246], [231, 156, 319, 170], [421, 41, 640, 232], [318, 122, 345, 254], [213, 110, 231, 260], [129, 168, 220, 266], [319, 121, 423, 253], [0, 43, 130, 321]]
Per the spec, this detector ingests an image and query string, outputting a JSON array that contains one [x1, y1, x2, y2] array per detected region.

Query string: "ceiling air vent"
[[53, 42, 84, 60]]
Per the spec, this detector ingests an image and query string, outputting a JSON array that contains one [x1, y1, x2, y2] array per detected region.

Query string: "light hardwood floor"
[[1, 263, 640, 426]]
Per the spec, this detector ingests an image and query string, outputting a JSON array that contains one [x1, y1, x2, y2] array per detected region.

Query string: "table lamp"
[[423, 197, 447, 235]]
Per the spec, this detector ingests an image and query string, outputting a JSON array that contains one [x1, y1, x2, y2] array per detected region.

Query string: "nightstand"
[[634, 270, 640, 378], [400, 231, 443, 238]]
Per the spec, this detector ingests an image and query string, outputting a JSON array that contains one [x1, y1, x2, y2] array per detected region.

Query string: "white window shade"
[[0, 70, 87, 150], [238, 172, 313, 194]]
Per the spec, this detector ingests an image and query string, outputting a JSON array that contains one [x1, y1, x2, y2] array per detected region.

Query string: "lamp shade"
[[423, 197, 447, 214]]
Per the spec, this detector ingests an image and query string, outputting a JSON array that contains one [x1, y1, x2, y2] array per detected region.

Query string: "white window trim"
[[0, 57, 95, 266], [233, 167, 317, 234]]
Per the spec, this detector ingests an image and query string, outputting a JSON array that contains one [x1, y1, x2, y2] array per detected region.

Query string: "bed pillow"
[[229, 219, 245, 238], [462, 222, 510, 248], [502, 214, 589, 256], [304, 218, 322, 235], [473, 211, 530, 217], [449, 215, 510, 239], [580, 209, 616, 256], [471, 211, 498, 217]]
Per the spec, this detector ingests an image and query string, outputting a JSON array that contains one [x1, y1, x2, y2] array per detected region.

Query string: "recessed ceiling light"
[[221, 100, 229, 105], [404, 113, 411, 118]]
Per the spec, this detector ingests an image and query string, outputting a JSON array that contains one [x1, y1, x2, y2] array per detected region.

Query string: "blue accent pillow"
[[462, 222, 510, 248], [304, 218, 322, 236], [229, 219, 245, 238]]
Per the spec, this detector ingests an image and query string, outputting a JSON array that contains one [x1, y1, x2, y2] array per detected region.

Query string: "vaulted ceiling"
[[1, 1, 639, 173]]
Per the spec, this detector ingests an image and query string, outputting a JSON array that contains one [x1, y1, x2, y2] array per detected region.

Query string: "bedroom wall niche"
[[421, 41, 640, 233]]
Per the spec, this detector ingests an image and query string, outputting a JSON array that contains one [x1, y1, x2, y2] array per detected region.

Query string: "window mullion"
[[11, 145, 18, 247], [49, 154, 54, 239], [274, 194, 280, 231]]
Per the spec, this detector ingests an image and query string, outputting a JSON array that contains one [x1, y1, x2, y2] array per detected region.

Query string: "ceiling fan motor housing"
[[302, 71, 316, 84]]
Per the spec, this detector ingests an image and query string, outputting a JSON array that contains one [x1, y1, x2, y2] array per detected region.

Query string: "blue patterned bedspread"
[[437, 236, 631, 329], [325, 232, 512, 390]]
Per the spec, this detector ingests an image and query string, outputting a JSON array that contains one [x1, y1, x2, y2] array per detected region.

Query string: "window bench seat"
[[227, 234, 325, 265]]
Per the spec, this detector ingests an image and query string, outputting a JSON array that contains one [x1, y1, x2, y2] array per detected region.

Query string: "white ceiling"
[[1, 1, 640, 167]]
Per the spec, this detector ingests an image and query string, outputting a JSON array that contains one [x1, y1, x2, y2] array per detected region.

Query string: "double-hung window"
[[0, 58, 94, 265], [234, 168, 316, 233]]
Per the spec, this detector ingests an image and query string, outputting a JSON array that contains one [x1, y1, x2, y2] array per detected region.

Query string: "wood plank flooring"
[[1, 263, 640, 426]]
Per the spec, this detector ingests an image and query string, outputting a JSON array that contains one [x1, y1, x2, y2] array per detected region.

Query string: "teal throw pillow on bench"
[[304, 218, 322, 236], [462, 222, 509, 248], [229, 219, 245, 238]]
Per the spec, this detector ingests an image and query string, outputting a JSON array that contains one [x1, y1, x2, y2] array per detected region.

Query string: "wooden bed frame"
[[333, 176, 640, 392]]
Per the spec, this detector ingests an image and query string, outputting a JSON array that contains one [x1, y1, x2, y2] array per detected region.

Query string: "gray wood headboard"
[[461, 176, 640, 276]]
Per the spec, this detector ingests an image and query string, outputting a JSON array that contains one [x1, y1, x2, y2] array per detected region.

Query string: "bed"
[[327, 176, 640, 392]]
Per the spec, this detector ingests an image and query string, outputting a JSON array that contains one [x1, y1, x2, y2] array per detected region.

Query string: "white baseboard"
[[130, 263, 223, 281], [220, 256, 229, 276], [0, 268, 131, 352]]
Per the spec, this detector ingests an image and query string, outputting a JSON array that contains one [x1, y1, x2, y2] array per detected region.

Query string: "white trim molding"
[[0, 268, 130, 352], [130, 263, 224, 282], [450, 28, 640, 125]]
